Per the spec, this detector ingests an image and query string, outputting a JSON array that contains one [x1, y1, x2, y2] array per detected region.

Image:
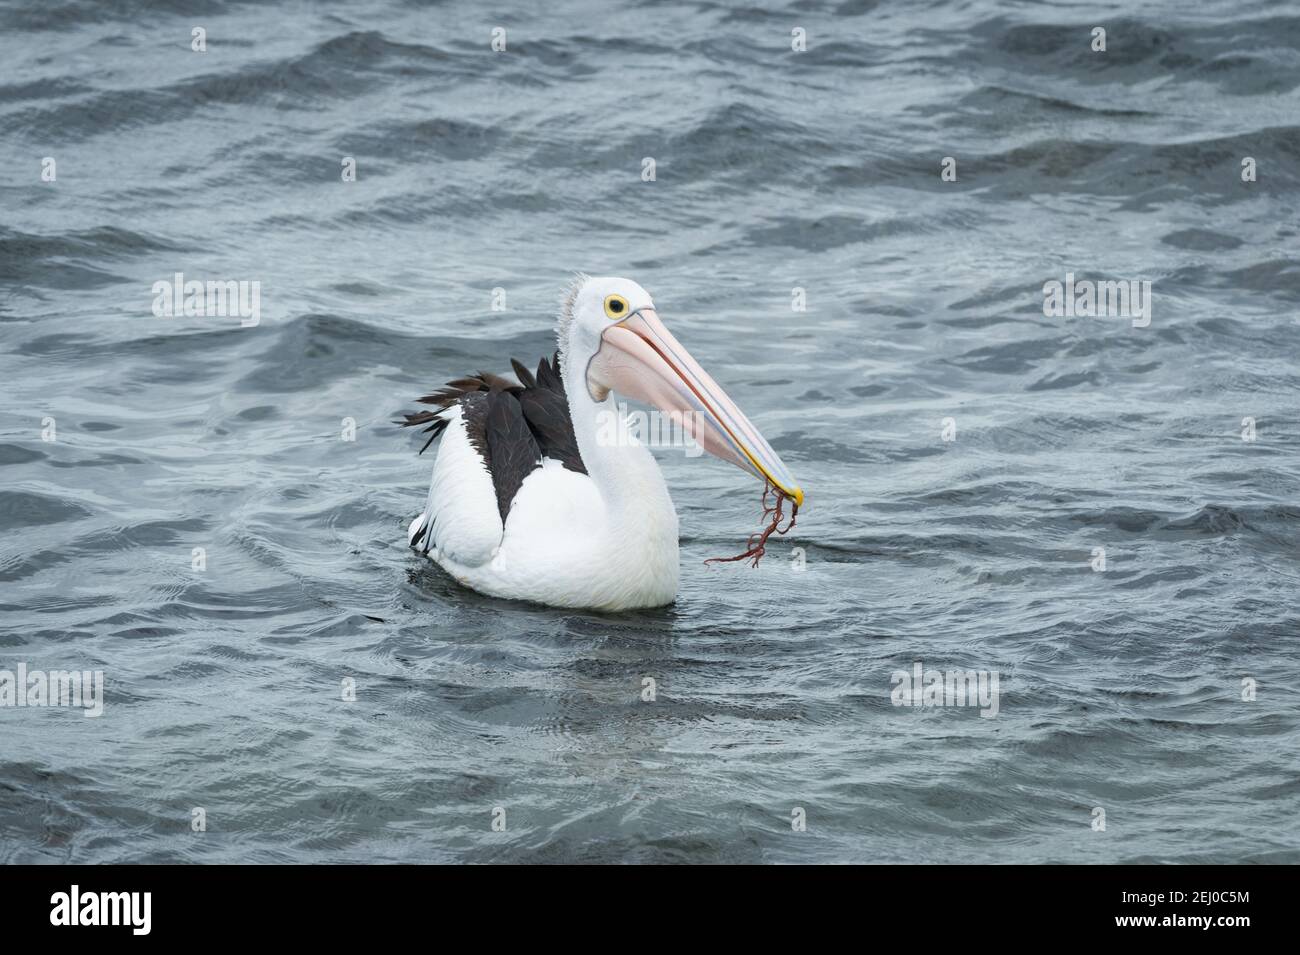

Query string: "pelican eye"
[[603, 294, 629, 319]]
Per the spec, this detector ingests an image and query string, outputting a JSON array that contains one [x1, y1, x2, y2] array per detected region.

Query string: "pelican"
[[402, 275, 804, 611]]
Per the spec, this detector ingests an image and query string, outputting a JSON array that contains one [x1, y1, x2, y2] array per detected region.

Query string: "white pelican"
[[402, 275, 804, 611]]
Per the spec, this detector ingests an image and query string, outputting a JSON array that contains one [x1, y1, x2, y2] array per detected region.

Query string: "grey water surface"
[[1, 0, 1298, 863]]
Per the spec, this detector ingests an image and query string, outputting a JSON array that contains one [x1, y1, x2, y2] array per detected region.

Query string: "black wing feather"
[[518, 387, 586, 474], [510, 358, 537, 390], [459, 391, 491, 463], [484, 390, 541, 524], [536, 352, 565, 394], [399, 351, 587, 520]]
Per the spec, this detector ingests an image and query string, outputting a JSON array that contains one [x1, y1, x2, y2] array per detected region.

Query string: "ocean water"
[[1, 0, 1298, 864]]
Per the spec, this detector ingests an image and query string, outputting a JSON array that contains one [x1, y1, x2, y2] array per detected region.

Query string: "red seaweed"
[[704, 481, 799, 568]]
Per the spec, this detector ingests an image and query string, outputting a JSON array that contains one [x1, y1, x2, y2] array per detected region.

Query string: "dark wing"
[[518, 388, 585, 474], [398, 372, 518, 455], [536, 351, 564, 392], [399, 352, 587, 522], [517, 352, 585, 474], [510, 358, 537, 389], [483, 390, 542, 524]]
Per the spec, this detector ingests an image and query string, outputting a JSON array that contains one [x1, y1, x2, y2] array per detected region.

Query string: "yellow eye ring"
[[603, 294, 630, 320]]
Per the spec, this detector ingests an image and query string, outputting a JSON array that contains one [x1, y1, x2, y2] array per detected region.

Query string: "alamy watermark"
[[890, 661, 1000, 718], [595, 402, 704, 456], [50, 886, 150, 935], [0, 663, 104, 717], [1043, 272, 1151, 328], [152, 272, 260, 326]]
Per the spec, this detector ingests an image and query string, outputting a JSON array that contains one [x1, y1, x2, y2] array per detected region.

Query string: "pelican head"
[[561, 275, 803, 506]]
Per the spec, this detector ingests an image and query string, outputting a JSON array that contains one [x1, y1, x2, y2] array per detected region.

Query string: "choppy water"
[[2, 0, 1298, 864]]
